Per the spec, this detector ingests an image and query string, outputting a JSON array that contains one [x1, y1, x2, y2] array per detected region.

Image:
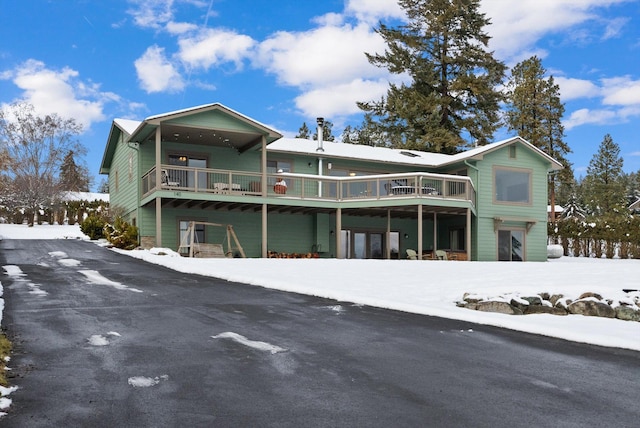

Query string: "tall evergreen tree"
[[357, 0, 506, 153], [295, 122, 311, 139], [505, 56, 572, 221], [59, 150, 90, 192], [583, 134, 626, 216], [312, 119, 336, 142]]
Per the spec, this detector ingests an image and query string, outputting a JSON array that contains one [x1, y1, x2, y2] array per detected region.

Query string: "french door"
[[498, 229, 524, 261]]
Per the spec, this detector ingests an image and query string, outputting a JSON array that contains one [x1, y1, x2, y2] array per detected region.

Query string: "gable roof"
[[267, 136, 564, 170], [100, 103, 283, 174]]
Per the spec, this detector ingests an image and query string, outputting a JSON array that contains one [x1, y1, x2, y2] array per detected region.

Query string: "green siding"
[[474, 143, 550, 261], [109, 132, 139, 221]]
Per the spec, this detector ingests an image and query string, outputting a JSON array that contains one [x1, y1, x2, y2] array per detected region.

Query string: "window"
[[498, 229, 524, 261], [168, 154, 207, 189], [509, 145, 516, 159], [494, 167, 531, 204]]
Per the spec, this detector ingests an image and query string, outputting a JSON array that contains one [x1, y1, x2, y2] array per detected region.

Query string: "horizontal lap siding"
[[110, 135, 139, 220], [475, 144, 550, 261]]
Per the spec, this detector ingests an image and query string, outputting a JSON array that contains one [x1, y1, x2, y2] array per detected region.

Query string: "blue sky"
[[1, 0, 639, 190]]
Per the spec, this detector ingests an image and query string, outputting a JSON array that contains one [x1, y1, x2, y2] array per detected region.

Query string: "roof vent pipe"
[[316, 117, 324, 152]]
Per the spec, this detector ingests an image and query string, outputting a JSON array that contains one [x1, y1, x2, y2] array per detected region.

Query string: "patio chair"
[[406, 249, 418, 260], [435, 250, 448, 260], [161, 169, 179, 186]]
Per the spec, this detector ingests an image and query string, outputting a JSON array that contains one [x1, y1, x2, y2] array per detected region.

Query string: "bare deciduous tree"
[[0, 101, 85, 225]]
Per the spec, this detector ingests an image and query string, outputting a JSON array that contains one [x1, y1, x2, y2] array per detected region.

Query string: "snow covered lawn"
[[1, 223, 639, 354]]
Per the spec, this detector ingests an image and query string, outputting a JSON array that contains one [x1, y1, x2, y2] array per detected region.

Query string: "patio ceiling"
[[152, 197, 468, 220], [157, 123, 264, 153]]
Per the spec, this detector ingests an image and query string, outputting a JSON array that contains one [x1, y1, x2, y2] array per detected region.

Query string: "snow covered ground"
[[0, 223, 638, 354]]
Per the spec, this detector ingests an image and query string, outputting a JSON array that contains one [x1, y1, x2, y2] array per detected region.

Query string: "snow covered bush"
[[103, 217, 138, 250], [80, 215, 106, 240]]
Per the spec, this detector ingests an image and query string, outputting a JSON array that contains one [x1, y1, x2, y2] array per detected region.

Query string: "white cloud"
[[481, 0, 630, 60], [127, 0, 175, 30], [166, 20, 198, 35], [134, 45, 185, 93], [256, 23, 387, 88], [554, 77, 601, 101], [563, 108, 618, 130], [1, 59, 108, 130], [344, 0, 405, 25], [601, 76, 640, 106], [294, 78, 389, 119], [177, 28, 255, 70]]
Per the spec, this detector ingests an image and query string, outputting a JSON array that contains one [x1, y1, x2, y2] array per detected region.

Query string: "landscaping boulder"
[[524, 305, 568, 316], [476, 301, 523, 315], [567, 300, 616, 318], [615, 306, 640, 322]]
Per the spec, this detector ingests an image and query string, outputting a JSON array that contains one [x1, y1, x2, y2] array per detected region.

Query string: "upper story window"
[[494, 167, 531, 204]]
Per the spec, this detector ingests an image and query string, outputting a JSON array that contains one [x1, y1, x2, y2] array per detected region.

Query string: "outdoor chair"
[[406, 249, 418, 260], [435, 250, 448, 260]]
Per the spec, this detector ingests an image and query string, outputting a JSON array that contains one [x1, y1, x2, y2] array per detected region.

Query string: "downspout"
[[316, 117, 324, 197], [127, 140, 140, 246]]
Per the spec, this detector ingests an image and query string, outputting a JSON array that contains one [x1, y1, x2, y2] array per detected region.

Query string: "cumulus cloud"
[[563, 108, 618, 130], [481, 0, 630, 60], [554, 77, 601, 101], [134, 45, 185, 93], [177, 28, 255, 70], [0, 59, 110, 130], [344, 0, 405, 25], [256, 23, 388, 88], [294, 78, 390, 119], [600, 76, 640, 106]]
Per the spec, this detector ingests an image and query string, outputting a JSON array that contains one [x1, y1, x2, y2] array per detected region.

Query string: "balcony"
[[142, 166, 476, 206]]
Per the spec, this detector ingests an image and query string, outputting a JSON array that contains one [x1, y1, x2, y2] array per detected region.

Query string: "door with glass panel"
[[342, 230, 388, 259], [498, 229, 524, 261]]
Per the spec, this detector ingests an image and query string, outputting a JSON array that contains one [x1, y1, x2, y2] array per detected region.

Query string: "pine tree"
[[583, 134, 626, 216], [295, 123, 311, 139], [312, 120, 336, 142], [357, 0, 506, 153], [59, 150, 90, 192], [505, 56, 572, 221]]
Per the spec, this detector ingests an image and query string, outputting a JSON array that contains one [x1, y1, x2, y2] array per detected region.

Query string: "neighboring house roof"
[[629, 198, 640, 211], [267, 136, 564, 170], [62, 192, 110, 203]]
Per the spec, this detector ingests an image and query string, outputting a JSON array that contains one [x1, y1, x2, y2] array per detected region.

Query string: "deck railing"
[[143, 166, 476, 206]]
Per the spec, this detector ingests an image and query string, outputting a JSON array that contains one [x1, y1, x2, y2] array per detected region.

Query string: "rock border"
[[457, 290, 640, 322]]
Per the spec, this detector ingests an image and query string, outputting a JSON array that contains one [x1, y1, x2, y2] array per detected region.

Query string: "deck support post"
[[336, 208, 342, 258], [262, 203, 267, 257], [466, 208, 472, 261], [155, 127, 162, 246], [417, 204, 423, 257]]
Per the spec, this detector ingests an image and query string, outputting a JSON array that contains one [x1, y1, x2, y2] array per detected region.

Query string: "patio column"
[[386, 209, 391, 259], [262, 203, 267, 257], [336, 207, 342, 258], [417, 204, 423, 257], [155, 127, 162, 246], [433, 212, 437, 253], [261, 135, 267, 195], [466, 208, 471, 261]]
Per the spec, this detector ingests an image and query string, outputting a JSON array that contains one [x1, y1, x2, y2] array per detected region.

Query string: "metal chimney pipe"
[[316, 117, 324, 152]]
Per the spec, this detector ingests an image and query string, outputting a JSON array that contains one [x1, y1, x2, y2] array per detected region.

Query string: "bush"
[[103, 216, 138, 250], [80, 215, 107, 240]]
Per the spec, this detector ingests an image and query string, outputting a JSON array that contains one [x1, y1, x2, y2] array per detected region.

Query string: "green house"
[[100, 103, 562, 261]]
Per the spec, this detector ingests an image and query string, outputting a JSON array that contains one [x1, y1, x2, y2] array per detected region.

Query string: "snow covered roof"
[[267, 136, 564, 170], [62, 192, 109, 202], [113, 118, 142, 136]]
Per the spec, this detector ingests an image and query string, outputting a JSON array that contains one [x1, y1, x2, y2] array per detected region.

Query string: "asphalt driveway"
[[1, 239, 639, 427]]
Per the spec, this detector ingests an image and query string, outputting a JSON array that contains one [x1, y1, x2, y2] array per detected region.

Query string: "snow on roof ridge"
[[114, 118, 142, 136]]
